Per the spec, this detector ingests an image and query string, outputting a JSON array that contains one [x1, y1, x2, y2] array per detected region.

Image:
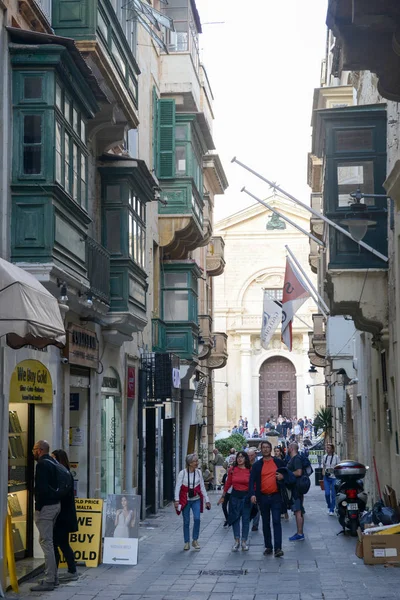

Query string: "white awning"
[[0, 258, 66, 349]]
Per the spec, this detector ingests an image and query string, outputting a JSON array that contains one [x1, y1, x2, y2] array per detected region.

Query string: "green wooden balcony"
[[52, 0, 140, 127]]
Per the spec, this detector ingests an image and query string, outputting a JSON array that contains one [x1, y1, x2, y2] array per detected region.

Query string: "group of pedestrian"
[[174, 441, 309, 557], [30, 440, 78, 592]]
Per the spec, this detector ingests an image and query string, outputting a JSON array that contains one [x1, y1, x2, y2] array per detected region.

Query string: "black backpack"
[[297, 451, 314, 495], [44, 459, 72, 499]]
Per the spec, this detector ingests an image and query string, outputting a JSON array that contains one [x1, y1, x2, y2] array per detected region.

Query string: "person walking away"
[[249, 441, 285, 558], [30, 440, 61, 592], [281, 418, 288, 439], [174, 453, 211, 551], [238, 416, 244, 434], [218, 451, 252, 551], [287, 442, 305, 542], [244, 417, 249, 430], [247, 448, 260, 531], [211, 448, 225, 467], [51, 449, 79, 581], [323, 443, 340, 516]]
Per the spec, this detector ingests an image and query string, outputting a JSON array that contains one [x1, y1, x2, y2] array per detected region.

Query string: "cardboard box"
[[362, 533, 400, 565]]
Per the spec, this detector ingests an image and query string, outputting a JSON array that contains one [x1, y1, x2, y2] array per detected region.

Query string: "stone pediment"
[[215, 195, 311, 235]]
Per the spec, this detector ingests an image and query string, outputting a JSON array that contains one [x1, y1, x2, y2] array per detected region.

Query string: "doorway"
[[259, 356, 296, 425]]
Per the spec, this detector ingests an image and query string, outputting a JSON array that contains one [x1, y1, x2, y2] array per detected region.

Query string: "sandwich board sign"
[[102, 494, 140, 565]]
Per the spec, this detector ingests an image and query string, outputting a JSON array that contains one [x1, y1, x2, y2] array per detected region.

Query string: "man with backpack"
[[30, 440, 61, 592], [287, 442, 307, 542]]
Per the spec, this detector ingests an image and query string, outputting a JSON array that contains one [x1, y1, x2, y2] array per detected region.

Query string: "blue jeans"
[[182, 499, 201, 543], [259, 493, 282, 551], [230, 496, 251, 541], [324, 476, 336, 512]]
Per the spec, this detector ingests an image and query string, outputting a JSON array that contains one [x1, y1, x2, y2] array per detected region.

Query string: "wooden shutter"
[[158, 99, 175, 178]]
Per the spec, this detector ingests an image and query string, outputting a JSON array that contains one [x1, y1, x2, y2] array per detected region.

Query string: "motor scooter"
[[334, 460, 368, 537]]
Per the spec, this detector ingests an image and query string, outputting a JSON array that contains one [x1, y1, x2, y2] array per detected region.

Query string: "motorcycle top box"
[[334, 460, 367, 480]]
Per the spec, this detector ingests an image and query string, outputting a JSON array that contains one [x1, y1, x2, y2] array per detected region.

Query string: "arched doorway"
[[259, 356, 296, 425]]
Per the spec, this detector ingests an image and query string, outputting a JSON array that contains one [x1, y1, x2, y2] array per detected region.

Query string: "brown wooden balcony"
[[206, 237, 225, 277], [208, 332, 228, 370]]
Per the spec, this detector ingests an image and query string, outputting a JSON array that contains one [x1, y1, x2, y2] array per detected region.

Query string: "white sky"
[[196, 0, 328, 222]]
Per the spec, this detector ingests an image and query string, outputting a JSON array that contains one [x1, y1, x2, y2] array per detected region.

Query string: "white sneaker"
[[327, 509, 331, 514], [232, 539, 240, 552], [329, 511, 335, 516]]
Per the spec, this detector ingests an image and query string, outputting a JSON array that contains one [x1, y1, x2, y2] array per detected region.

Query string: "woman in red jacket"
[[217, 451, 251, 551]]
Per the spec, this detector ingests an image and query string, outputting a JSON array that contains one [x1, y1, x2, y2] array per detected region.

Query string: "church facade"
[[213, 194, 325, 432]]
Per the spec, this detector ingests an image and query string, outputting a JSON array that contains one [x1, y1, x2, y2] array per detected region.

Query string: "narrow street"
[[11, 486, 399, 600]]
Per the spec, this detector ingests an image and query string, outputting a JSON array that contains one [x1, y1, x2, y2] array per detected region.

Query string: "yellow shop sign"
[[10, 360, 52, 404]]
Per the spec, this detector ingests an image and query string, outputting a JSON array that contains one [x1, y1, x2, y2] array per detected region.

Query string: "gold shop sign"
[[65, 324, 99, 369], [10, 360, 52, 404]]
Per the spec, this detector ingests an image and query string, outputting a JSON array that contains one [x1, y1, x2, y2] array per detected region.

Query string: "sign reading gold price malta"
[[10, 360, 52, 403], [65, 324, 99, 369]]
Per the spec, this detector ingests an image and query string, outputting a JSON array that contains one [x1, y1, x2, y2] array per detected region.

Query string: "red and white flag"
[[281, 257, 310, 351]]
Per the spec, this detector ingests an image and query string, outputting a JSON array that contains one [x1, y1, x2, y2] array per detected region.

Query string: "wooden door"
[[259, 357, 296, 426]]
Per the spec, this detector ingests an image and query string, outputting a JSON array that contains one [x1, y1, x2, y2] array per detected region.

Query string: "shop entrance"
[[162, 417, 175, 503], [69, 386, 89, 497], [101, 369, 122, 498], [8, 360, 53, 561]]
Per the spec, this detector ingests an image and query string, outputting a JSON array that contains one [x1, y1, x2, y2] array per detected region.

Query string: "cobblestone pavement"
[[8, 485, 400, 600]]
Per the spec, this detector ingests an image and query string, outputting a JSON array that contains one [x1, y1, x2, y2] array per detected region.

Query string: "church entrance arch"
[[259, 356, 296, 426]]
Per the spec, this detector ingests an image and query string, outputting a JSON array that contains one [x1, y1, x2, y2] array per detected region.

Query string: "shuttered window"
[[157, 99, 175, 178]]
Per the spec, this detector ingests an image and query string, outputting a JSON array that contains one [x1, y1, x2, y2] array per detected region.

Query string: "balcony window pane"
[[175, 146, 186, 174], [56, 82, 62, 110], [64, 95, 71, 122], [24, 77, 43, 99], [72, 144, 79, 201], [80, 119, 86, 143], [80, 154, 87, 206], [23, 115, 42, 174], [111, 38, 126, 75], [168, 22, 188, 51], [337, 161, 374, 207], [64, 132, 70, 192], [163, 290, 188, 321], [55, 121, 62, 182], [98, 10, 108, 41], [129, 214, 133, 258], [132, 219, 137, 262], [164, 273, 187, 288], [73, 108, 79, 133], [176, 125, 187, 141]]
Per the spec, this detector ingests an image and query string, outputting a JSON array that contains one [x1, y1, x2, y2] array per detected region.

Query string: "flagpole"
[[285, 244, 330, 316], [232, 157, 388, 263], [241, 187, 325, 248]]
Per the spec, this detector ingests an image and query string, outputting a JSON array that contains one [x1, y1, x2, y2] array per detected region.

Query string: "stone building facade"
[[213, 195, 325, 433]]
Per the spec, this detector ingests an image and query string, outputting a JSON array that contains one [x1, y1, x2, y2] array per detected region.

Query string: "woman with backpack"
[[51, 449, 79, 582], [323, 443, 340, 516], [218, 451, 252, 551]]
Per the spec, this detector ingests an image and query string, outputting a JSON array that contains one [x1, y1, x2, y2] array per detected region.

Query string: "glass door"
[[101, 394, 122, 497]]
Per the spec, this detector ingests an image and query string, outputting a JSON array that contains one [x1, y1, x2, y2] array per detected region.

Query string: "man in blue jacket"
[[249, 441, 285, 557]]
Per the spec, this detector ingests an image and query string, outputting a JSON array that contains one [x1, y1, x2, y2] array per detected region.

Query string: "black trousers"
[[222, 492, 231, 521], [53, 523, 77, 573]]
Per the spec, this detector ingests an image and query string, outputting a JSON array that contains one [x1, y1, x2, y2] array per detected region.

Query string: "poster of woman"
[[104, 494, 140, 539]]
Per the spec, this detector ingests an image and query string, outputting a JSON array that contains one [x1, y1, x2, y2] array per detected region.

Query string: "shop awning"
[[0, 258, 66, 349]]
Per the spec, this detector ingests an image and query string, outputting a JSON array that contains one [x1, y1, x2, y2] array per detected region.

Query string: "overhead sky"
[[196, 0, 329, 222]]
